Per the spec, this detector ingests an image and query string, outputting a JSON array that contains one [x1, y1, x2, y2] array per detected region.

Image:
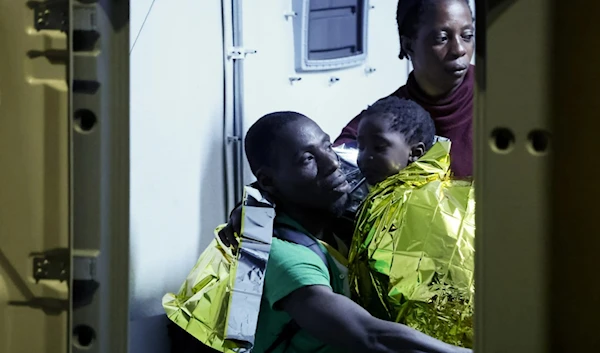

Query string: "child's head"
[[357, 96, 435, 185]]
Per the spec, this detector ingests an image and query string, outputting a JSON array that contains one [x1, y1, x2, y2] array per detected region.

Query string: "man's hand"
[[279, 285, 472, 353], [218, 204, 242, 253]]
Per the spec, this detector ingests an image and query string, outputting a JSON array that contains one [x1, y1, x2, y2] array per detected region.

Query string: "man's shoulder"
[[262, 237, 332, 308], [269, 237, 325, 267]]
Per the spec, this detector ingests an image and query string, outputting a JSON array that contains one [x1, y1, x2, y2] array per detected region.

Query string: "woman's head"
[[357, 97, 436, 185], [397, 0, 475, 97]]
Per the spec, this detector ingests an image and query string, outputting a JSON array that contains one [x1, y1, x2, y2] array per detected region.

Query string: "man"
[[244, 111, 470, 353]]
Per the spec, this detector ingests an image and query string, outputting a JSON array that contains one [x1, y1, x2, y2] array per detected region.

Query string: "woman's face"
[[407, 0, 475, 96]]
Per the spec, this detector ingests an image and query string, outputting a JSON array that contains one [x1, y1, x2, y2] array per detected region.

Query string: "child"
[[334, 96, 437, 227], [355, 96, 436, 185], [347, 96, 475, 348]]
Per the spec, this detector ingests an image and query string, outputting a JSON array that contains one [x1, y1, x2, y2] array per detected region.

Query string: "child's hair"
[[360, 96, 436, 149]]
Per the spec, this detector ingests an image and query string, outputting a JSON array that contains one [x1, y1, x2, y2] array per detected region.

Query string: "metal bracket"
[[31, 248, 98, 282], [33, 0, 68, 32], [227, 135, 242, 144], [32, 1, 97, 32], [284, 11, 297, 20], [227, 47, 257, 60], [32, 248, 69, 282], [365, 66, 377, 75], [72, 5, 98, 31]]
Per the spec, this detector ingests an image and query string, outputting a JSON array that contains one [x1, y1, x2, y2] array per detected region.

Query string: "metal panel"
[[474, 0, 551, 352], [292, 0, 369, 72], [70, 1, 130, 353], [0, 1, 69, 352], [549, 0, 600, 351]]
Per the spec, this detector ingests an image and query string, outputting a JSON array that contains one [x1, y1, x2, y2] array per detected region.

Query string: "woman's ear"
[[408, 142, 426, 162]]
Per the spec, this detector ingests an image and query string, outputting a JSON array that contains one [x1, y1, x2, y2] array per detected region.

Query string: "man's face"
[[264, 118, 351, 216], [357, 115, 411, 185]]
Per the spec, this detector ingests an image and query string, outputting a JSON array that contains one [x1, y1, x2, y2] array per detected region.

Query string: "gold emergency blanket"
[[163, 186, 275, 353], [348, 141, 475, 348], [163, 232, 239, 353]]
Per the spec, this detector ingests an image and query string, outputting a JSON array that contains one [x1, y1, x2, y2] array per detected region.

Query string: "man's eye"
[[301, 155, 314, 164]]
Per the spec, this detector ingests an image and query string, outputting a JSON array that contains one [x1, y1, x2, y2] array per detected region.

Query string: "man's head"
[[245, 112, 350, 217], [397, 0, 475, 97], [357, 97, 436, 185]]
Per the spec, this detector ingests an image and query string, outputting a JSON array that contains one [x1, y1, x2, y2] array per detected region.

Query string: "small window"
[[292, 0, 369, 72]]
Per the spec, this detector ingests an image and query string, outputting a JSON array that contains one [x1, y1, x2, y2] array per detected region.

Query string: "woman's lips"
[[447, 64, 468, 77]]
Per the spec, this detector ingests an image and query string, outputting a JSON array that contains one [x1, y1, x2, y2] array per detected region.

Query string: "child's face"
[[357, 114, 411, 185]]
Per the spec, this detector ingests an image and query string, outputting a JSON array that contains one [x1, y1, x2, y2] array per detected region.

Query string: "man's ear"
[[400, 35, 414, 59], [256, 168, 277, 196], [409, 142, 426, 162]]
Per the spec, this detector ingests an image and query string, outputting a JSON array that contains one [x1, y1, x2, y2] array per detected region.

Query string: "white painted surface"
[[129, 1, 226, 351], [239, 0, 410, 185]]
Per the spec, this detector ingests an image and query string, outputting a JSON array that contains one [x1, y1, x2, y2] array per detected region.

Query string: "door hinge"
[[227, 47, 257, 60]]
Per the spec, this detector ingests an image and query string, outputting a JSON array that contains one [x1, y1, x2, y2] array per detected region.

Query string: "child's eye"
[[375, 145, 388, 152]]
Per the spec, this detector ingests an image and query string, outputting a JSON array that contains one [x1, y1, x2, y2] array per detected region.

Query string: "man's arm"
[[279, 285, 471, 353]]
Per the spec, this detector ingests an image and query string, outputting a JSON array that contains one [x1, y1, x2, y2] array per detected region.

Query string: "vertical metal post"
[[549, 0, 600, 351], [474, 0, 551, 352], [69, 1, 130, 353], [231, 0, 245, 204]]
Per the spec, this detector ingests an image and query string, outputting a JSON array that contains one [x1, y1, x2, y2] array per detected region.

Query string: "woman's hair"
[[360, 96, 436, 149], [397, 0, 473, 59]]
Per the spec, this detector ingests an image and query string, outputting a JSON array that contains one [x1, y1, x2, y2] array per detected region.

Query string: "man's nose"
[[319, 149, 341, 176]]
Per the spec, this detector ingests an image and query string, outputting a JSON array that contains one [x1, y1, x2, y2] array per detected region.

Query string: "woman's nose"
[[451, 36, 467, 57]]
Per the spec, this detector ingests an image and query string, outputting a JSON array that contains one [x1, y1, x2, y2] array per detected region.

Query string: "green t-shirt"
[[252, 237, 346, 353]]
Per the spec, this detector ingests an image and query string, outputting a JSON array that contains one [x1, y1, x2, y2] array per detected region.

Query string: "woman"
[[335, 0, 475, 177]]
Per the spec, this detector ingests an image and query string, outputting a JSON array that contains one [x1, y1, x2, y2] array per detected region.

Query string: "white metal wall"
[[238, 0, 410, 185], [129, 0, 226, 352]]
